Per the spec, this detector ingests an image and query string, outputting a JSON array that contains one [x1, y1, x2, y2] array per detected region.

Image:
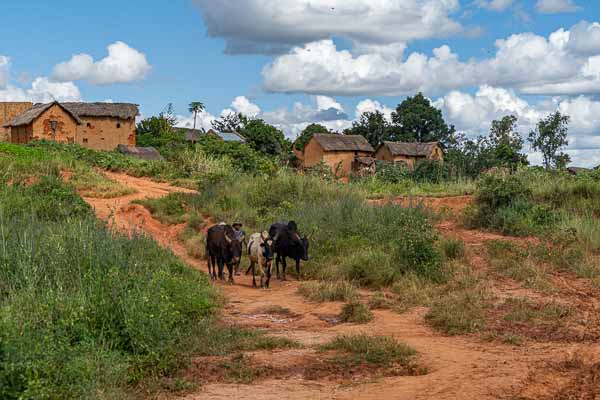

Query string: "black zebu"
[[206, 224, 243, 283], [269, 221, 310, 280]]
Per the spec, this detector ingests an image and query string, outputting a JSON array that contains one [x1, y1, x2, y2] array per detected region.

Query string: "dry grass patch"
[[298, 281, 357, 302]]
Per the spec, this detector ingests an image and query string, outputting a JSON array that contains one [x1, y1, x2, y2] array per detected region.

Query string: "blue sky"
[[1, 1, 600, 165]]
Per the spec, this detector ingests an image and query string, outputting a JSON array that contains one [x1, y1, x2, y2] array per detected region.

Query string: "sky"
[[1, 0, 599, 166]]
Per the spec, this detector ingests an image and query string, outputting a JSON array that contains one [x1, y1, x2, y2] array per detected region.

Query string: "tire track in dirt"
[[82, 173, 586, 400]]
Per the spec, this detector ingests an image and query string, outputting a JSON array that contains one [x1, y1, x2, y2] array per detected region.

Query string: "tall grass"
[[0, 171, 218, 399], [194, 169, 446, 284]]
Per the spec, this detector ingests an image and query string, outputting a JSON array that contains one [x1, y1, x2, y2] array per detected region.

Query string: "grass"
[[368, 291, 394, 310], [134, 193, 198, 225], [298, 281, 357, 302], [339, 300, 373, 324], [440, 237, 466, 260], [319, 334, 417, 369], [218, 354, 265, 384], [486, 240, 553, 292], [425, 289, 488, 335], [502, 298, 571, 323], [69, 165, 136, 198], [192, 326, 301, 356], [352, 176, 476, 198], [0, 174, 219, 399]]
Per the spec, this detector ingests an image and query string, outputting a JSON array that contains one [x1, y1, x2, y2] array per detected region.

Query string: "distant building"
[[374, 141, 443, 169], [302, 133, 375, 179], [117, 144, 164, 161], [180, 127, 246, 143], [1, 101, 139, 151]]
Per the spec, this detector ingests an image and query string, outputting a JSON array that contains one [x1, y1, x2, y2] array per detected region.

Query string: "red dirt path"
[[82, 172, 599, 400]]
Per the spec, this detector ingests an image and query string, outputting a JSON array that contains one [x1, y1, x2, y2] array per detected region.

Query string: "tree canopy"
[[239, 119, 288, 156], [294, 123, 330, 151], [343, 110, 393, 148], [529, 111, 571, 170], [391, 92, 455, 145], [211, 112, 248, 133]]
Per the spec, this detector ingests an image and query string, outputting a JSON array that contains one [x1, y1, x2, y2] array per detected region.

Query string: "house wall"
[[429, 145, 444, 161], [374, 144, 444, 169], [76, 117, 136, 151], [303, 138, 371, 178], [0, 102, 33, 141], [29, 104, 78, 143]]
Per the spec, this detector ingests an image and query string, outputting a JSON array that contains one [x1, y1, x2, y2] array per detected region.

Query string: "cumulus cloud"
[[262, 21, 600, 96], [535, 0, 581, 14], [355, 99, 394, 121], [231, 96, 261, 117], [435, 86, 600, 166], [0, 77, 81, 103], [52, 41, 151, 85], [194, 0, 462, 54]]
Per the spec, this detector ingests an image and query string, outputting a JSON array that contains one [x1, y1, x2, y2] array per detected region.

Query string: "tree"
[[343, 110, 392, 148], [239, 119, 287, 156], [188, 101, 205, 130], [294, 123, 330, 151], [487, 115, 528, 169], [212, 112, 247, 133], [391, 92, 456, 145], [528, 111, 571, 170], [136, 103, 177, 137]]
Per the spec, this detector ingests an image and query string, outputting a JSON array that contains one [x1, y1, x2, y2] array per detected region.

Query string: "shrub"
[[339, 301, 373, 324], [375, 161, 410, 184], [413, 160, 450, 183], [341, 249, 396, 288]]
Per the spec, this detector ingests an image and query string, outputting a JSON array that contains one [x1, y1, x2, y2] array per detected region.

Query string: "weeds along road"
[[82, 171, 598, 400]]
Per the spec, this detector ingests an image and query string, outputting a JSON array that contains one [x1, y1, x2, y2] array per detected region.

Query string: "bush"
[[375, 161, 410, 184], [413, 160, 450, 183], [298, 281, 357, 302], [341, 250, 396, 288], [440, 238, 465, 260], [426, 290, 487, 335], [194, 135, 276, 175]]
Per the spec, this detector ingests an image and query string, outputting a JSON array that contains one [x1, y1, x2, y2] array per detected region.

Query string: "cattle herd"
[[205, 221, 310, 288]]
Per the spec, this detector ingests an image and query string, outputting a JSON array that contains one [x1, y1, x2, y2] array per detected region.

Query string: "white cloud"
[[535, 0, 581, 14], [176, 110, 217, 131], [0, 77, 81, 103], [477, 0, 513, 11], [355, 99, 394, 121], [436, 86, 600, 166], [0, 56, 10, 87], [194, 0, 462, 54], [315, 95, 343, 111], [52, 41, 151, 85], [567, 21, 600, 55], [263, 21, 600, 96], [231, 96, 261, 117]]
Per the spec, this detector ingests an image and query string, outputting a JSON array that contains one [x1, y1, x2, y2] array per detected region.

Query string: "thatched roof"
[[181, 128, 203, 142], [117, 145, 163, 161], [567, 167, 590, 175], [62, 102, 139, 119], [3, 101, 82, 127], [379, 141, 440, 157], [313, 134, 374, 152]]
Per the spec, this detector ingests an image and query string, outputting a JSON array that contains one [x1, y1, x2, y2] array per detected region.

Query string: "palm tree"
[[188, 101, 205, 130]]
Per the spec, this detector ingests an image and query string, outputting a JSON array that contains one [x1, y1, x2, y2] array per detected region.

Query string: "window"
[[87, 123, 91, 128], [116, 123, 121, 128], [83, 138, 88, 143]]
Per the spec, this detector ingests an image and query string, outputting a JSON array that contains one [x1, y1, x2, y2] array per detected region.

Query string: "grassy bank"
[[0, 156, 220, 399]]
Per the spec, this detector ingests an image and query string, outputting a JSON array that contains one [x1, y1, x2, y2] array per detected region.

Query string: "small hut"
[[374, 141, 443, 170], [302, 134, 375, 178]]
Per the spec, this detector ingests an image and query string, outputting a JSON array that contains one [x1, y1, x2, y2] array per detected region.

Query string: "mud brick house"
[[374, 141, 443, 169], [1, 101, 139, 151], [301, 133, 375, 179]]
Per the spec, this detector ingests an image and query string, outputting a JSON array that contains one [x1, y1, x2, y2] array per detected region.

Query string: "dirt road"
[[83, 172, 597, 400]]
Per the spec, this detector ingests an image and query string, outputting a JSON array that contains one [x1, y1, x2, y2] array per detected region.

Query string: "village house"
[[182, 128, 246, 143], [374, 141, 443, 169], [1, 101, 139, 151], [302, 133, 375, 179]]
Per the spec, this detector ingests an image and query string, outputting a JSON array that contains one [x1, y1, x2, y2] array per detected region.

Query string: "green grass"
[[339, 301, 374, 324], [352, 176, 476, 198], [297, 281, 357, 302], [319, 334, 417, 368], [440, 237, 466, 260], [0, 164, 219, 399], [425, 289, 488, 335], [69, 165, 136, 198]]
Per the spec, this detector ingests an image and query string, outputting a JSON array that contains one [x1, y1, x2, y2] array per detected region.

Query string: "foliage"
[[239, 118, 288, 156], [440, 238, 465, 260], [298, 281, 357, 302], [211, 112, 247, 133], [488, 115, 528, 168], [374, 161, 410, 184], [344, 110, 393, 148], [529, 111, 571, 170], [188, 101, 205, 130], [293, 123, 330, 151], [426, 289, 487, 335], [0, 172, 218, 400], [391, 92, 456, 146]]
